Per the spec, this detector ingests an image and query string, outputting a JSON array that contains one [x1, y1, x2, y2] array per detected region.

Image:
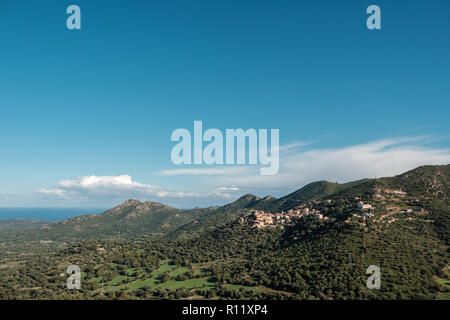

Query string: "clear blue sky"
[[0, 0, 449, 208]]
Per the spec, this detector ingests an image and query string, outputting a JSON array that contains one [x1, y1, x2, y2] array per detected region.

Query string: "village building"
[[357, 202, 373, 210]]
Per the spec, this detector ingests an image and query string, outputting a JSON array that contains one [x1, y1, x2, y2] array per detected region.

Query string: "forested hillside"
[[0, 165, 448, 300]]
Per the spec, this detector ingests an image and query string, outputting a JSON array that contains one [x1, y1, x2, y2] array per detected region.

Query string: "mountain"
[[159, 164, 450, 299], [0, 165, 448, 300], [249, 179, 369, 212], [219, 194, 262, 211], [0, 178, 362, 243], [0, 199, 213, 242], [213, 179, 370, 214], [164, 194, 265, 240], [167, 182, 356, 240], [2, 166, 441, 243]]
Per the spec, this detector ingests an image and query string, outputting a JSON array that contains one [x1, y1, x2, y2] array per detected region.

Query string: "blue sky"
[[0, 0, 449, 208]]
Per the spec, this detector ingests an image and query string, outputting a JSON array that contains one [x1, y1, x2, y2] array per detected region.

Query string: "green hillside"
[[0, 200, 213, 243], [0, 165, 448, 300], [0, 219, 51, 231], [257, 179, 370, 211]]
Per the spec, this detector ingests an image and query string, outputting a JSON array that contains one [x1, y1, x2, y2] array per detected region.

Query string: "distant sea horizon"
[[0, 207, 107, 221]]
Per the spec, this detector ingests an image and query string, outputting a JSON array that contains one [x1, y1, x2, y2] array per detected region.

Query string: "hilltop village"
[[248, 187, 427, 229], [250, 207, 328, 229]]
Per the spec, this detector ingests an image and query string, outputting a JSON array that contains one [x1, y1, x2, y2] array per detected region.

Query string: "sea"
[[0, 207, 107, 221]]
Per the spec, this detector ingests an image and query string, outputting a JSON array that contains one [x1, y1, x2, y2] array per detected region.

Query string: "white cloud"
[[156, 167, 251, 176], [36, 188, 67, 197], [217, 185, 240, 191], [212, 136, 450, 192], [278, 141, 311, 152], [57, 175, 161, 196], [35, 174, 234, 203]]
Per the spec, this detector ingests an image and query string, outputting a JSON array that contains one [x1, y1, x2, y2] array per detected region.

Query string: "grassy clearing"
[[434, 268, 450, 300], [159, 277, 215, 290], [99, 260, 207, 293], [158, 260, 176, 273], [169, 266, 189, 277], [93, 259, 280, 298]]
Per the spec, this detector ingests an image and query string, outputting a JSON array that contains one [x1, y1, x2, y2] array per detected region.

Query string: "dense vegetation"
[[0, 165, 448, 300]]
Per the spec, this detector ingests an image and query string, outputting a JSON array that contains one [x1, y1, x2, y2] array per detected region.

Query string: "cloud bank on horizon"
[[11, 136, 448, 208]]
